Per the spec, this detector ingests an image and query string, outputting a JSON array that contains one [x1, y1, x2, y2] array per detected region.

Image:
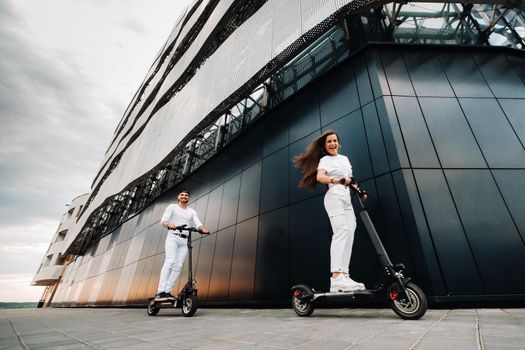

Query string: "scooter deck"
[[313, 289, 375, 301], [148, 296, 178, 307]]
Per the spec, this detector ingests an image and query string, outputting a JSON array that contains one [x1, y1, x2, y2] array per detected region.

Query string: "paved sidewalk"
[[1, 307, 524, 349]]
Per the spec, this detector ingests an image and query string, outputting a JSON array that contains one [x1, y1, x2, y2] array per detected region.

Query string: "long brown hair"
[[293, 130, 339, 190]]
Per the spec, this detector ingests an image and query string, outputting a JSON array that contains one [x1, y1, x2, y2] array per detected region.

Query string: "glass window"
[[355, 55, 374, 105], [204, 186, 224, 233], [419, 97, 486, 168], [289, 197, 330, 289], [259, 148, 289, 213], [208, 226, 235, 301], [404, 51, 454, 97], [439, 52, 492, 98], [319, 63, 360, 126], [380, 50, 415, 96], [492, 170, 525, 239], [460, 98, 525, 168], [254, 208, 289, 300], [229, 217, 258, 300], [445, 169, 525, 294], [376, 96, 409, 169], [414, 169, 484, 294], [365, 49, 390, 99], [288, 90, 321, 143], [263, 107, 289, 157], [473, 53, 525, 98], [218, 175, 241, 230], [362, 103, 390, 176], [499, 99, 525, 147], [194, 233, 217, 301], [393, 96, 440, 168], [237, 162, 262, 222]]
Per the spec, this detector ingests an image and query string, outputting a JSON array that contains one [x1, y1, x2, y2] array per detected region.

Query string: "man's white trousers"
[[157, 233, 188, 293]]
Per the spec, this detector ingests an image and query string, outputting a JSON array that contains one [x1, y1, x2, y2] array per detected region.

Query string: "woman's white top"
[[317, 154, 353, 195]]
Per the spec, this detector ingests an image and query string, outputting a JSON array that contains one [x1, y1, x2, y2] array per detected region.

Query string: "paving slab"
[[1, 308, 524, 349]]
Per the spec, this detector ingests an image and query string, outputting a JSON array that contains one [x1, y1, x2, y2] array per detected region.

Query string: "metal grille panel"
[[91, 0, 359, 207], [70, 0, 396, 254]]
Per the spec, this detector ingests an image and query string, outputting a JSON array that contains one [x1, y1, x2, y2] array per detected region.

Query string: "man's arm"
[[160, 205, 174, 229], [198, 225, 209, 234], [161, 220, 177, 229], [192, 210, 209, 233]]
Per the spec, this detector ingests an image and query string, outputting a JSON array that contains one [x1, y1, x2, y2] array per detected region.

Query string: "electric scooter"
[[291, 179, 428, 320], [147, 225, 207, 317]]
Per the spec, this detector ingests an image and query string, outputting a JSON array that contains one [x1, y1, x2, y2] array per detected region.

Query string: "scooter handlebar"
[[171, 224, 210, 235], [345, 177, 368, 199]]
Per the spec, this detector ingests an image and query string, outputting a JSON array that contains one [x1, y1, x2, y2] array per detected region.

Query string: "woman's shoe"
[[344, 273, 366, 290], [330, 275, 354, 292]]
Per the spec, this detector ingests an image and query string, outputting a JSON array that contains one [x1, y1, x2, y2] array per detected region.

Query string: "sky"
[[0, 0, 189, 302]]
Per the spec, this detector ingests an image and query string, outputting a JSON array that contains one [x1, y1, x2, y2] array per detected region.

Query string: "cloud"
[[0, 2, 114, 230], [0, 220, 60, 275], [0, 274, 45, 302], [0, 0, 189, 302]]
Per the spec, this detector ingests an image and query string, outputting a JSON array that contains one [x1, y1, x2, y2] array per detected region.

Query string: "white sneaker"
[[330, 275, 354, 292], [345, 275, 366, 290]]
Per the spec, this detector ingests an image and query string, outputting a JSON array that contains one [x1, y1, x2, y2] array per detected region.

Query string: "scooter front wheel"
[[147, 301, 160, 316], [389, 282, 427, 320], [291, 288, 315, 317], [181, 295, 198, 317]]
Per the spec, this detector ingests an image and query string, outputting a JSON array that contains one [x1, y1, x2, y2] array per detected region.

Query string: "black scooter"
[[147, 225, 207, 317], [291, 179, 428, 320]]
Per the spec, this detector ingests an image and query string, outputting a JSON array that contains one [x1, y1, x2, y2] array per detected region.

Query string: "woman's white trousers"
[[323, 186, 357, 273]]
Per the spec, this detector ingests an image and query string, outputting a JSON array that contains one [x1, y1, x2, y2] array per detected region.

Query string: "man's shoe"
[[155, 292, 174, 300]]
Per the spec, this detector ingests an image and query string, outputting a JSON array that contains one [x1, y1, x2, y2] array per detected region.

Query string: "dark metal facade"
[[53, 43, 525, 306], [48, 0, 525, 306]]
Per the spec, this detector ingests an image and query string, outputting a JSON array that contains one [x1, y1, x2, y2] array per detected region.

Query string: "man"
[[155, 189, 208, 300]]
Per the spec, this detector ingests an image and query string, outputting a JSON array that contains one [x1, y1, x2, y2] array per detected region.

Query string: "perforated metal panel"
[[72, 0, 381, 253], [172, 0, 210, 51], [301, 0, 338, 34], [95, 14, 191, 185], [271, 0, 301, 54], [156, 0, 237, 99]]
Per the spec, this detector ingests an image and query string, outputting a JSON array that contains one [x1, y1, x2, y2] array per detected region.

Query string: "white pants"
[[324, 185, 357, 274], [157, 233, 188, 293]]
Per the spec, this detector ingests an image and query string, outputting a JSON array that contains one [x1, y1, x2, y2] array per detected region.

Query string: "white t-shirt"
[[161, 204, 203, 229], [318, 154, 353, 178], [317, 154, 353, 193]]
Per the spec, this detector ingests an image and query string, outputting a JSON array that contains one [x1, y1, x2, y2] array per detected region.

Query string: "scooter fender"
[[291, 284, 315, 301], [400, 276, 412, 285], [387, 277, 412, 301]]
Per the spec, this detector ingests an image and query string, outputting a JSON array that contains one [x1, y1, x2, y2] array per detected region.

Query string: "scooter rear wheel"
[[389, 282, 427, 320], [147, 302, 160, 316], [181, 295, 198, 317], [291, 288, 315, 317]]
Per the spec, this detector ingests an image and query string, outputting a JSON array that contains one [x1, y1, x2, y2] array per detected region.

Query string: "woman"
[[294, 130, 367, 292]]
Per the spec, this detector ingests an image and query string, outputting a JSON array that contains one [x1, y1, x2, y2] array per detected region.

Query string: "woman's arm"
[[317, 169, 349, 185]]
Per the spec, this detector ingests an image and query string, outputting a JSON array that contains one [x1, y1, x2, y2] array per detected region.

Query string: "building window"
[[76, 205, 83, 217], [56, 230, 67, 242], [55, 255, 66, 266]]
